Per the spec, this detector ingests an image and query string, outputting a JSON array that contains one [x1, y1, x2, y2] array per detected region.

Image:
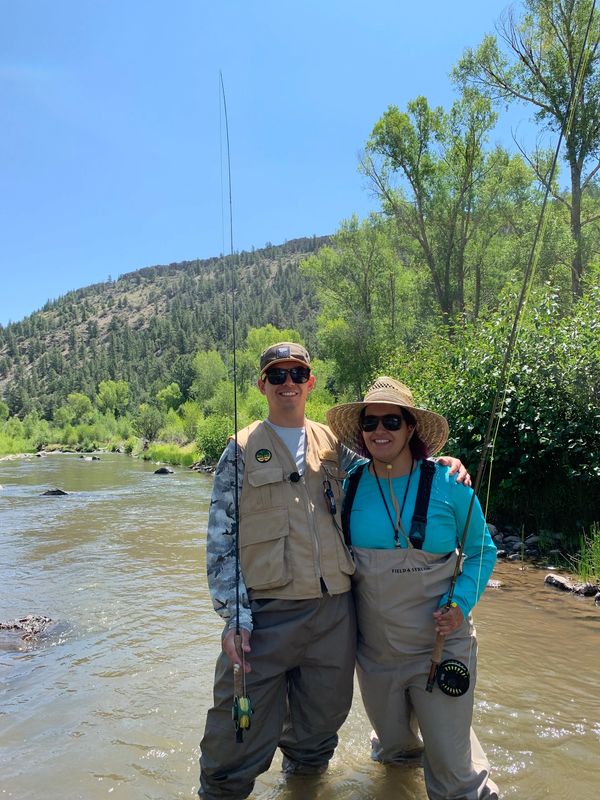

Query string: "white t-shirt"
[[264, 420, 306, 474]]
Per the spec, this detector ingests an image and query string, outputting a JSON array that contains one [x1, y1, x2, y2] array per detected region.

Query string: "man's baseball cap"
[[259, 342, 311, 372]]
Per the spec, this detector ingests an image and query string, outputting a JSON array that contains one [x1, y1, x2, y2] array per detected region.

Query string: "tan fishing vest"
[[235, 419, 355, 600]]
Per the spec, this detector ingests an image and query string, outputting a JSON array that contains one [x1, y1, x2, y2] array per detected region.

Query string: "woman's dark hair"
[[400, 409, 430, 460], [357, 407, 430, 461]]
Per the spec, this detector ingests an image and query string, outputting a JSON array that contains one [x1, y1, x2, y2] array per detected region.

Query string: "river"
[[0, 453, 598, 799]]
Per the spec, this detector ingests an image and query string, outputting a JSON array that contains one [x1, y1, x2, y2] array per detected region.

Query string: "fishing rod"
[[426, 1, 598, 696], [219, 71, 252, 741]]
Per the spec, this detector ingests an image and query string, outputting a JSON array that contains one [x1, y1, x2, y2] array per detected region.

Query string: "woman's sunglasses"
[[262, 366, 311, 385], [360, 413, 404, 432]]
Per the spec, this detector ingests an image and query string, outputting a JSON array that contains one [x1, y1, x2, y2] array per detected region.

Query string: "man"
[[199, 342, 467, 799]]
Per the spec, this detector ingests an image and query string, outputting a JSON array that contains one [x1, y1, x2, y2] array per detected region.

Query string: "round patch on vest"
[[255, 448, 272, 463]]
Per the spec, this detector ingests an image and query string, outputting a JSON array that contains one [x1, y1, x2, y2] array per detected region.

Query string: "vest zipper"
[[300, 474, 323, 591]]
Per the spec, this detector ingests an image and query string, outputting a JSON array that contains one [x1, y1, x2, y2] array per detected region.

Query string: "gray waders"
[[199, 591, 356, 800], [353, 546, 499, 800]]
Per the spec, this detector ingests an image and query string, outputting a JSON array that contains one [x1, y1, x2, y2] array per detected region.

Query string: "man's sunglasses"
[[262, 366, 311, 385], [360, 413, 404, 432]]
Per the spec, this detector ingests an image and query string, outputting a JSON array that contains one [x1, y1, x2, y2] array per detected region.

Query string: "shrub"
[[134, 404, 164, 442], [569, 523, 600, 582], [144, 443, 200, 467], [179, 400, 203, 441], [388, 285, 600, 538], [159, 408, 187, 444], [237, 386, 267, 428], [196, 415, 233, 464], [123, 436, 138, 455], [0, 430, 32, 455]]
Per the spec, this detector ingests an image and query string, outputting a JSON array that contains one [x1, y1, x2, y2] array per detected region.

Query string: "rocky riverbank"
[[490, 523, 600, 606], [189, 460, 216, 474]]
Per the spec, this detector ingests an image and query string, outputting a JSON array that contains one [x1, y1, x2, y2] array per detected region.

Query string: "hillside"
[[0, 237, 326, 417]]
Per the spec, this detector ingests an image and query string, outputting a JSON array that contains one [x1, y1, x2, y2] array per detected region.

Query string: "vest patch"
[[255, 448, 272, 463]]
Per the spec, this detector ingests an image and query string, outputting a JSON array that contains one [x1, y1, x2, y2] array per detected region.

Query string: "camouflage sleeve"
[[206, 439, 253, 632], [339, 443, 363, 473]]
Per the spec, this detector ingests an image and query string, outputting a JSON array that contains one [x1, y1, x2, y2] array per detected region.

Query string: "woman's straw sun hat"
[[326, 376, 449, 457]]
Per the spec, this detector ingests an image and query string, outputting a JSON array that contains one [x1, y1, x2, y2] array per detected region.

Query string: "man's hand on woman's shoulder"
[[435, 456, 471, 487]]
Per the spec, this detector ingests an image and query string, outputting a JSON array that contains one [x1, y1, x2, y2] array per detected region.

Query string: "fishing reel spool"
[[436, 658, 470, 697]]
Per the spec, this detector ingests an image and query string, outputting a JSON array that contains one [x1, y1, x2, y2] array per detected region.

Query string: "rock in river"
[[1, 615, 54, 640]]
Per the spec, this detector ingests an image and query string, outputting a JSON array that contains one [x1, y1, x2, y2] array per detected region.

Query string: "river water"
[[0, 453, 598, 800]]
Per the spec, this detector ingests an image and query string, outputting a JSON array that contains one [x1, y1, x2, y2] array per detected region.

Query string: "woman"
[[327, 377, 499, 800]]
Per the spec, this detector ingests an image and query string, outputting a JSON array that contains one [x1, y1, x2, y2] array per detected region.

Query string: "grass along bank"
[[568, 523, 600, 583]]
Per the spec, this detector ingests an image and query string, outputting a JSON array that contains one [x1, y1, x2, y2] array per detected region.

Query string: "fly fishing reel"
[[232, 693, 253, 736], [436, 659, 470, 697], [232, 659, 253, 743]]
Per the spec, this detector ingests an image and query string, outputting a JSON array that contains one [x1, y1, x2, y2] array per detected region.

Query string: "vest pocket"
[[244, 465, 286, 509], [240, 507, 291, 590]]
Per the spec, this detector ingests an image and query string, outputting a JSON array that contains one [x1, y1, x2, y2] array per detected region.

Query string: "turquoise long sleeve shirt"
[[348, 461, 497, 619]]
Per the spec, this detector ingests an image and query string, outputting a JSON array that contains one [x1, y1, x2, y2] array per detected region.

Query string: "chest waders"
[[342, 460, 470, 697]]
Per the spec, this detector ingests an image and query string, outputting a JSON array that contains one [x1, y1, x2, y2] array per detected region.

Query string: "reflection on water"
[[1, 453, 599, 799]]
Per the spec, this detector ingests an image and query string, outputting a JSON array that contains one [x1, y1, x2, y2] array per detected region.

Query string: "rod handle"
[[233, 634, 244, 696], [425, 632, 446, 692]]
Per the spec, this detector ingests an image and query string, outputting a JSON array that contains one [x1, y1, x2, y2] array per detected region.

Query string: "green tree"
[[191, 350, 227, 405], [53, 405, 75, 427], [179, 400, 203, 441], [134, 403, 164, 442], [205, 380, 235, 418], [159, 408, 186, 444], [0, 399, 9, 421], [454, 0, 600, 297], [4, 416, 25, 439], [388, 279, 600, 534], [363, 91, 535, 326], [67, 392, 94, 422], [96, 380, 130, 417], [156, 382, 182, 412], [243, 325, 304, 364], [22, 411, 52, 449], [236, 325, 305, 388], [196, 414, 233, 463], [304, 357, 338, 422], [171, 354, 195, 401], [302, 215, 413, 395], [237, 385, 268, 427]]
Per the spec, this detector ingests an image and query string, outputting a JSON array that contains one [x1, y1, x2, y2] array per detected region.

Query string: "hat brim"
[[327, 400, 449, 457]]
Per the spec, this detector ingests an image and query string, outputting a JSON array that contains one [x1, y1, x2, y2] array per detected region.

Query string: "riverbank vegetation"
[[568, 523, 600, 583], [1, 1, 598, 553]]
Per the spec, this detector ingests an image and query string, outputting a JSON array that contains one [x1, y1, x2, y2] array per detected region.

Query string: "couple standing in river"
[[199, 341, 499, 800]]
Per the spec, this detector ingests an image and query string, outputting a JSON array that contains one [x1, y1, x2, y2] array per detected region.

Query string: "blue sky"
[[1, 0, 531, 326]]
